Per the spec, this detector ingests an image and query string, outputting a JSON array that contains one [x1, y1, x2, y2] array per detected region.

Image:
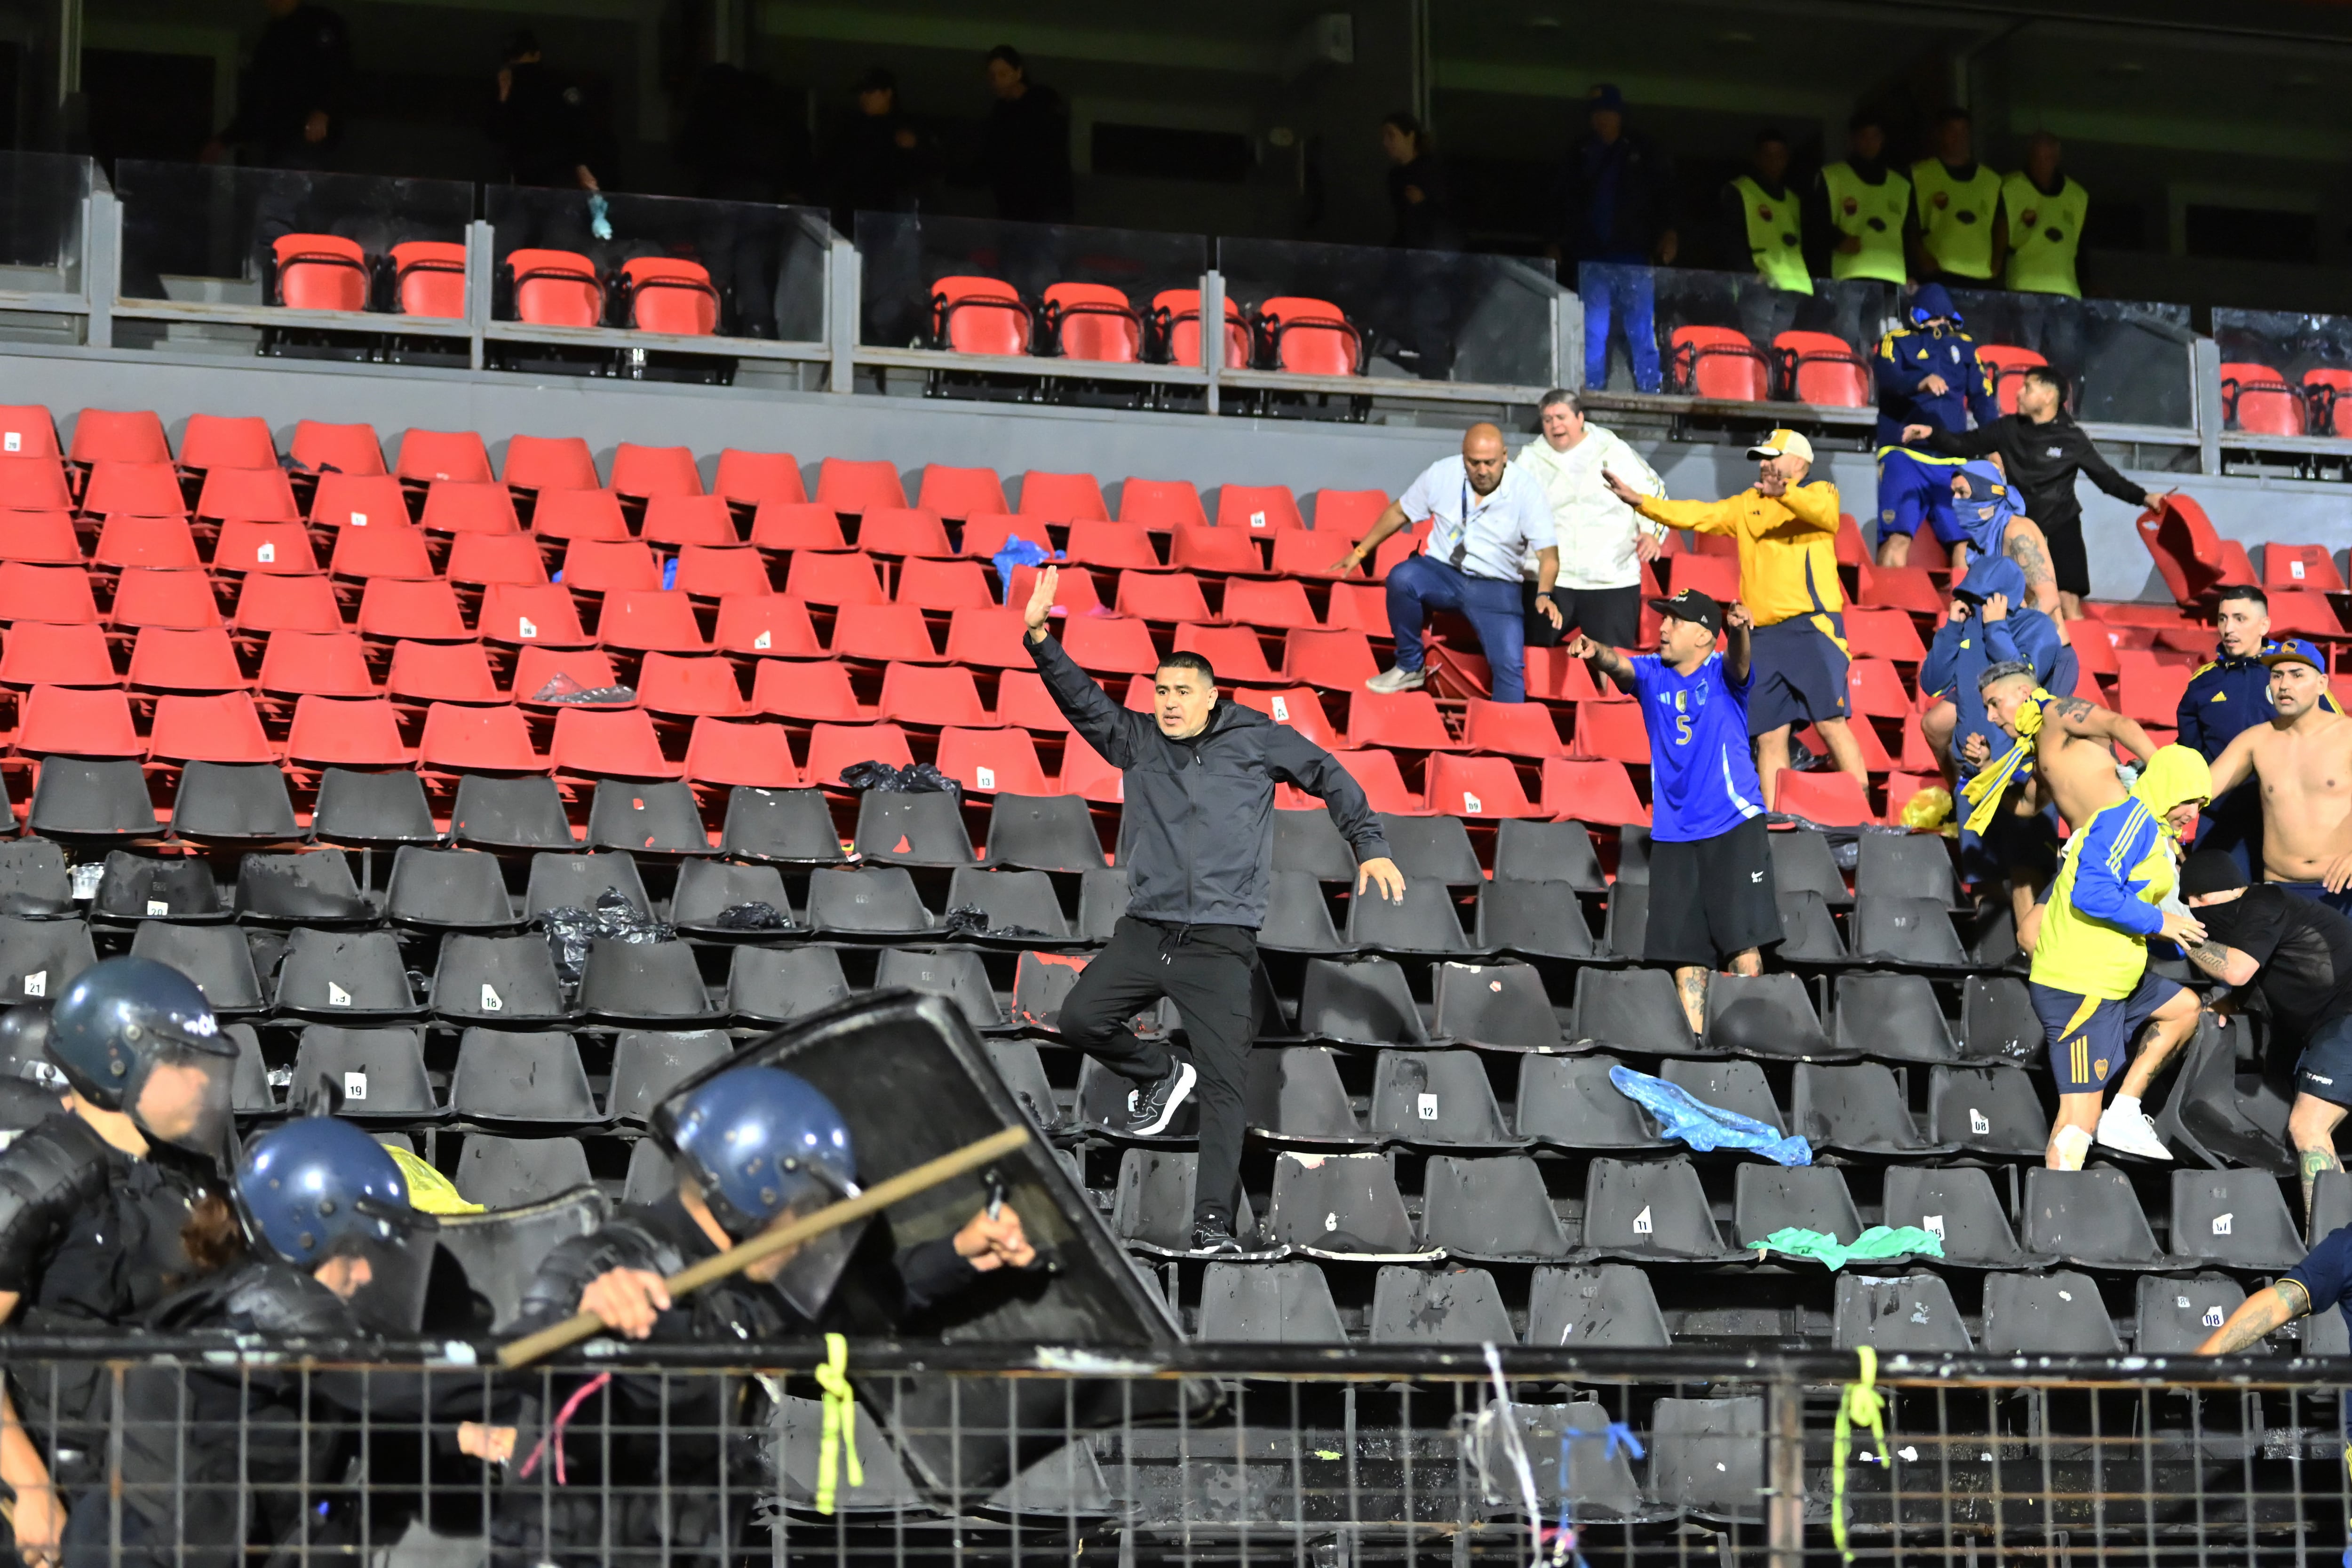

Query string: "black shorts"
[[2296, 1014, 2352, 1107], [2042, 514, 2090, 598], [1748, 613, 1851, 736], [1524, 581, 1640, 650], [1644, 814, 1785, 966]]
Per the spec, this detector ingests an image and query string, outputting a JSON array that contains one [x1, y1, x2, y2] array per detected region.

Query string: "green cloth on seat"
[[1748, 1225, 1946, 1271]]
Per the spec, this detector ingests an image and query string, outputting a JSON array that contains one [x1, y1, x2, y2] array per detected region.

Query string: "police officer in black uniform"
[[492, 1063, 1033, 1567], [0, 957, 238, 1568]]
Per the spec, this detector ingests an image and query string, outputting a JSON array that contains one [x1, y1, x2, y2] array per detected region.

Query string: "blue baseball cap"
[[2259, 638, 2327, 673]]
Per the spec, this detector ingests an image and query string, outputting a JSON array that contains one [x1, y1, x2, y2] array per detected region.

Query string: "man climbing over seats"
[[1963, 663, 2158, 837], [1870, 283, 1998, 571], [1024, 565, 1405, 1255], [2202, 638, 2352, 915], [1566, 589, 1782, 1035], [1602, 427, 1863, 808], [2177, 848, 2352, 1215], [2026, 744, 2211, 1168]]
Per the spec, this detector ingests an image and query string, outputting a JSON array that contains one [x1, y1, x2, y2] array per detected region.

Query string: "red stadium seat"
[[642, 495, 736, 549], [1021, 471, 1110, 523], [93, 516, 200, 571], [1119, 479, 1208, 531], [1847, 657, 1913, 719], [1330, 748, 1423, 813], [420, 479, 520, 535], [1426, 754, 1543, 818], [2114, 651, 2192, 725], [2136, 493, 2230, 606], [1216, 485, 1304, 533], [1232, 685, 1338, 748], [895, 556, 992, 610], [752, 658, 869, 721], [684, 717, 801, 787], [1002, 559, 1101, 619], [258, 630, 376, 697], [1057, 735, 1122, 802], [1255, 297, 1362, 375], [560, 538, 661, 594], [1835, 511, 1869, 570], [829, 602, 940, 663], [82, 461, 187, 517], [286, 695, 411, 766], [1803, 716, 1892, 771], [2305, 369, 2352, 438], [1348, 689, 1458, 751], [1854, 561, 1945, 617], [214, 520, 318, 576], [291, 421, 384, 478], [419, 702, 544, 772], [917, 465, 1006, 520], [1173, 623, 1279, 683], [1570, 700, 1650, 764], [0, 457, 73, 511], [1540, 758, 1649, 826], [1772, 769, 1875, 825], [1064, 521, 1159, 570], [1975, 344, 2046, 415], [857, 508, 952, 557], [479, 584, 592, 648], [271, 234, 368, 311], [151, 692, 278, 764], [1115, 571, 1213, 624], [944, 606, 1033, 669], [1462, 699, 1565, 757], [814, 459, 904, 514], [671, 544, 768, 600], [1309, 489, 1390, 534], [931, 276, 1030, 355], [1773, 331, 1870, 406], [506, 249, 603, 328], [1220, 578, 1316, 630], [389, 240, 466, 318], [0, 563, 97, 624], [0, 622, 115, 687], [1282, 628, 1379, 690], [1169, 526, 1263, 575], [0, 406, 59, 458], [310, 472, 408, 529], [619, 258, 719, 335], [2220, 362, 2304, 436], [510, 647, 624, 708], [68, 409, 170, 467], [960, 512, 1052, 559], [177, 415, 276, 472], [17, 685, 141, 756], [611, 443, 703, 499], [804, 721, 914, 786], [231, 573, 343, 635], [357, 578, 469, 641], [386, 640, 503, 703], [552, 706, 680, 777], [937, 727, 1049, 795], [445, 531, 549, 589], [784, 551, 887, 607], [1842, 606, 1927, 664], [876, 662, 990, 727], [1149, 289, 1248, 369], [530, 487, 630, 544], [1041, 283, 1141, 363], [1668, 552, 1740, 602], [637, 653, 750, 718], [1670, 326, 1771, 401], [714, 449, 804, 508], [394, 429, 493, 485], [597, 590, 709, 653], [330, 522, 436, 582], [127, 627, 247, 692], [2266, 589, 2345, 639], [111, 568, 221, 629], [750, 501, 849, 552], [714, 595, 820, 657], [501, 434, 600, 493], [2264, 544, 2347, 594], [1057, 616, 1159, 676], [995, 671, 1071, 735]]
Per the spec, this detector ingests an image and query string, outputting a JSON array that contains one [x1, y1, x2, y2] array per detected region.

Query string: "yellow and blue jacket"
[[2030, 745, 2212, 1001]]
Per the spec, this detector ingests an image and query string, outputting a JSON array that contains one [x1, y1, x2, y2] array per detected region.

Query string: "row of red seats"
[[1669, 328, 2048, 414], [270, 238, 723, 336], [932, 279, 1362, 375], [2220, 363, 2352, 438]]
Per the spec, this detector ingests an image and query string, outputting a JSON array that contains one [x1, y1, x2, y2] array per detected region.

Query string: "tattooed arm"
[[2196, 1280, 2309, 1355], [2181, 935, 2261, 988], [2038, 693, 2160, 766], [2002, 517, 2064, 622]]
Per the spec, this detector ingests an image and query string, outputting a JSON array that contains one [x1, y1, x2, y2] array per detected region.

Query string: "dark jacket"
[[218, 3, 350, 163], [1553, 130, 1675, 263], [825, 108, 928, 230], [490, 62, 615, 189], [1918, 412, 2146, 538], [2178, 653, 2282, 762], [984, 84, 1074, 222], [1871, 322, 1999, 447], [1029, 632, 1388, 927], [1387, 154, 1463, 252]]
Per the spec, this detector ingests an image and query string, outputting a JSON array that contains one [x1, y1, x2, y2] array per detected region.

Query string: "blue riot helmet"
[[47, 956, 237, 1157], [0, 1001, 60, 1091], [652, 1065, 863, 1319], [1907, 281, 1963, 329], [237, 1116, 439, 1333]]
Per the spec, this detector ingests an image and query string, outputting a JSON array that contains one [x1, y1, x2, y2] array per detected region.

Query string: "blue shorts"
[[2295, 1013, 2352, 1108], [2029, 971, 2185, 1095], [2275, 881, 2352, 918], [1748, 613, 1851, 736], [1875, 448, 1967, 546]]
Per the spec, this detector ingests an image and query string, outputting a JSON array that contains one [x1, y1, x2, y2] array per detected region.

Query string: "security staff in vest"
[[1812, 111, 1909, 349], [0, 958, 239, 1568], [1907, 107, 2006, 286], [2002, 131, 2090, 372], [1871, 281, 1999, 568], [1718, 128, 1809, 350]]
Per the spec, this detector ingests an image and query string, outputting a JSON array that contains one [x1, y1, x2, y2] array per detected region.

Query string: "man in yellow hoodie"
[[2028, 744, 2212, 1169]]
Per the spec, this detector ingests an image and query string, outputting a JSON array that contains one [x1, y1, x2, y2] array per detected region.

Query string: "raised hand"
[[1023, 565, 1059, 638]]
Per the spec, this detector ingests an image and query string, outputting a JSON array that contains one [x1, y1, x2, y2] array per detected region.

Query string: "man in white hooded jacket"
[[1513, 388, 1666, 657]]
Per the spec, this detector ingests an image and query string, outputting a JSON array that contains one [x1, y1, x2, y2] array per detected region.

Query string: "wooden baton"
[[497, 1123, 1034, 1369]]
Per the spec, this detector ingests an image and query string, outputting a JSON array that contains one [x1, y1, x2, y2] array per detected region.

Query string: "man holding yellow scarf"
[[2027, 745, 2212, 1169]]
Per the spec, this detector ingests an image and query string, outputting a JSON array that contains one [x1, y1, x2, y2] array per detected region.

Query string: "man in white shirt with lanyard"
[[1511, 388, 1665, 654], [1336, 422, 1560, 703]]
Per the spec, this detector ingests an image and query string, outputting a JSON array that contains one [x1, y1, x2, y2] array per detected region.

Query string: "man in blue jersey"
[[1872, 282, 1999, 569], [1568, 588, 1782, 1033]]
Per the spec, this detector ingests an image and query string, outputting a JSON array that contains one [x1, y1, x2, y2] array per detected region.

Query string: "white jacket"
[[1512, 423, 1666, 590]]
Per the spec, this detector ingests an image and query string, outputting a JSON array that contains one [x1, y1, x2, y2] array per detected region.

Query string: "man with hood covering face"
[[2027, 745, 2214, 1169], [1942, 457, 2063, 620]]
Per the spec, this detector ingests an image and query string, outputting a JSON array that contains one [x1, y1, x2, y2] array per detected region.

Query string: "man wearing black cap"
[[1568, 589, 1780, 1033], [2178, 847, 2352, 1214]]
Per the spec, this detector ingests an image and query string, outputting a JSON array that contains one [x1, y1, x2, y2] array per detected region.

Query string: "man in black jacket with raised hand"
[[1025, 565, 1405, 1254]]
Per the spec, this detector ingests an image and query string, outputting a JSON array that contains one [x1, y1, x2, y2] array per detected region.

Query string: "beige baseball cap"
[[1746, 428, 1814, 464]]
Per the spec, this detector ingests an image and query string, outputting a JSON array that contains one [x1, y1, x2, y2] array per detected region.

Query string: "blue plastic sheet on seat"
[[1607, 1065, 1812, 1166]]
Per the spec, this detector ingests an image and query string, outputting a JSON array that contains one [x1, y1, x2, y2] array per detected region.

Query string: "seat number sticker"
[[480, 984, 503, 1012], [2212, 1213, 2233, 1235], [327, 981, 352, 1008], [1416, 1093, 1438, 1121], [344, 1071, 367, 1101], [22, 971, 44, 998], [1632, 1205, 1653, 1235]]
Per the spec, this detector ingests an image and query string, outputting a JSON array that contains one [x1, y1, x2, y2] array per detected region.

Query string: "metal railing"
[[8, 1334, 2351, 1566]]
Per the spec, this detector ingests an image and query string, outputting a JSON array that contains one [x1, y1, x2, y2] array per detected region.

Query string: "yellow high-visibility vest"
[[2001, 171, 2087, 298], [1821, 162, 1909, 284], [1731, 175, 1812, 294], [1911, 158, 2002, 280]]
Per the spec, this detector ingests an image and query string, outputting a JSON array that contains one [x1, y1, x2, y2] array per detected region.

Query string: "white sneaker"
[[1365, 666, 1426, 694], [2096, 1098, 2172, 1161]]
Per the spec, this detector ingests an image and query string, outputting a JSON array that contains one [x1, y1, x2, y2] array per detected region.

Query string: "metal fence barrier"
[[6, 1335, 2350, 1566]]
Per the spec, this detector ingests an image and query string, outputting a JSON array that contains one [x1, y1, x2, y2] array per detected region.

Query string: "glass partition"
[[1218, 236, 1557, 386], [854, 211, 1206, 359], [2212, 307, 2352, 438], [0, 153, 92, 295], [1584, 263, 1891, 401], [1944, 288, 2194, 430], [116, 161, 475, 310], [485, 186, 831, 342]]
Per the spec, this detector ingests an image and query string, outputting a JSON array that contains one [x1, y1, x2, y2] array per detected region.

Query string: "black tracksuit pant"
[[1059, 916, 1259, 1228]]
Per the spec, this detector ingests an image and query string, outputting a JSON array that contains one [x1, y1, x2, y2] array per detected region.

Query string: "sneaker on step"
[[1190, 1217, 1246, 1256], [2096, 1099, 2172, 1161], [1364, 665, 1426, 694], [1120, 1059, 1196, 1137]]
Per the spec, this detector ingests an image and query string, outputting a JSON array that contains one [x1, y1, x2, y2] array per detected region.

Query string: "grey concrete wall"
[[3, 342, 2344, 605]]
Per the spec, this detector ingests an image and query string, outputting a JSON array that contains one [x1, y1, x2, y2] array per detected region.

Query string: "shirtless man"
[[1964, 665, 2160, 832], [2205, 638, 2352, 915], [1939, 460, 2065, 625]]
